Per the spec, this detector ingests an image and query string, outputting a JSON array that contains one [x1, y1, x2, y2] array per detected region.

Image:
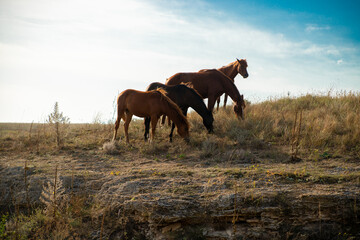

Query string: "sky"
[[1, 0, 359, 123]]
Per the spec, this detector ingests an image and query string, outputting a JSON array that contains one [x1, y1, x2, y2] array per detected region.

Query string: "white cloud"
[[0, 0, 359, 122], [305, 24, 331, 33]]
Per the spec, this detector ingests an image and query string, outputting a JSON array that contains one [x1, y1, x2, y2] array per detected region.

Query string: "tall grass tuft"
[[291, 110, 302, 160], [209, 91, 360, 156]]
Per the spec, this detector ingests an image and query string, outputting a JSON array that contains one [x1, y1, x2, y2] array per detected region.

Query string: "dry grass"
[[0, 92, 359, 239], [211, 91, 360, 157]]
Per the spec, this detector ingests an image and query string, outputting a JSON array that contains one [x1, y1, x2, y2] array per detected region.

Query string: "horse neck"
[[187, 90, 210, 118], [162, 99, 187, 128], [218, 61, 238, 80], [147, 82, 166, 91], [219, 73, 241, 102]]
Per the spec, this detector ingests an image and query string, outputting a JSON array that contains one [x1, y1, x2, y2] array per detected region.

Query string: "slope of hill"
[[0, 92, 359, 239]]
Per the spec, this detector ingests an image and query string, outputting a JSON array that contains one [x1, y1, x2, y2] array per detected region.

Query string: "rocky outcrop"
[[1, 163, 359, 239], [95, 176, 360, 240]]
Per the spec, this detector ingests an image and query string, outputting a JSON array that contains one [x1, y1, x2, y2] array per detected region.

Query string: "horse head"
[[203, 110, 214, 133], [233, 94, 246, 120], [177, 121, 190, 143], [236, 58, 249, 78]]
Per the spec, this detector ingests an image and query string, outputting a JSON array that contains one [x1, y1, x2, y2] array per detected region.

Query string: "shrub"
[[47, 102, 70, 149]]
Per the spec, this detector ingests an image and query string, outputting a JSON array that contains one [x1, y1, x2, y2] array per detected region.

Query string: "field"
[[0, 92, 359, 239]]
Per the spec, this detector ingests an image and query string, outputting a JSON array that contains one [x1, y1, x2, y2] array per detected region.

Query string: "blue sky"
[[1, 0, 359, 123]]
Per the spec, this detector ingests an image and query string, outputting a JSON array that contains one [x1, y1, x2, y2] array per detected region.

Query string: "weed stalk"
[[24, 159, 30, 215], [291, 109, 303, 160], [232, 182, 239, 237], [53, 165, 58, 218], [28, 121, 34, 142], [318, 200, 322, 238], [100, 210, 106, 240], [71, 164, 75, 195]]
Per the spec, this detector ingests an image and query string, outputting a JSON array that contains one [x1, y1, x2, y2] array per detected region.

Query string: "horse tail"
[[113, 93, 122, 141], [113, 90, 129, 141], [115, 94, 122, 122]]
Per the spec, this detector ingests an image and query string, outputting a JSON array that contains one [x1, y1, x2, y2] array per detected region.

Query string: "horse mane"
[[199, 68, 216, 72], [155, 87, 167, 96], [154, 89, 189, 127], [221, 60, 238, 68], [179, 82, 203, 101], [221, 59, 247, 68], [180, 81, 194, 88], [215, 70, 245, 105]]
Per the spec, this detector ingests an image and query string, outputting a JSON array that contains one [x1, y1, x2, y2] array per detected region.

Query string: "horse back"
[[146, 82, 166, 91], [118, 89, 165, 117], [166, 71, 226, 98]]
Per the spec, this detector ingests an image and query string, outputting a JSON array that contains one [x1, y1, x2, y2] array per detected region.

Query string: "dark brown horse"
[[113, 89, 189, 143], [145, 82, 214, 142], [165, 69, 246, 120], [199, 58, 248, 110]]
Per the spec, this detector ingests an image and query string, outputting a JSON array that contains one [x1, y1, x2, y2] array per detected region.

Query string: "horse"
[[144, 82, 214, 142], [165, 69, 246, 120], [199, 58, 248, 110], [112, 89, 189, 143]]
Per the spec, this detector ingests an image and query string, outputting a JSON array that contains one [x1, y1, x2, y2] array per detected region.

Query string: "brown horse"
[[113, 89, 189, 143], [165, 69, 246, 120], [199, 58, 248, 110], [145, 82, 214, 142]]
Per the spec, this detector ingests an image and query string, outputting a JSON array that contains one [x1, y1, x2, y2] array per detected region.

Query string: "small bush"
[[47, 102, 70, 149], [102, 141, 118, 154]]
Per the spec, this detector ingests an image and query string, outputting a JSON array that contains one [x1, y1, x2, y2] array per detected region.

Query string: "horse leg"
[[113, 119, 120, 141], [150, 115, 159, 143], [124, 112, 133, 144], [223, 94, 228, 109], [169, 122, 175, 142], [161, 115, 166, 125], [144, 117, 150, 141], [216, 96, 220, 111], [113, 108, 124, 141], [207, 95, 217, 113], [167, 117, 171, 126]]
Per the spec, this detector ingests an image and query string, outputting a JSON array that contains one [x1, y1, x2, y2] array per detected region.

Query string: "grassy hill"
[[0, 92, 359, 239]]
